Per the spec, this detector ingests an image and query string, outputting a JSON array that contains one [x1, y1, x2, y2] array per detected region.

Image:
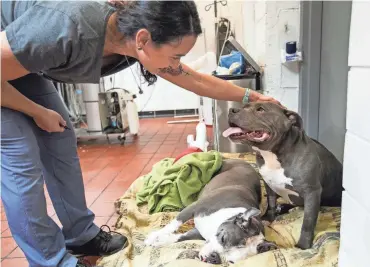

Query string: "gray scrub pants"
[[1, 74, 100, 267]]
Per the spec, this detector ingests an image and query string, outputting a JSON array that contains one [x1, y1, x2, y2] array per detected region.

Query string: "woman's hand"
[[32, 107, 66, 133], [249, 91, 284, 107]]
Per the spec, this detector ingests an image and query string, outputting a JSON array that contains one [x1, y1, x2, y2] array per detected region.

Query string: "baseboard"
[[138, 109, 199, 118]]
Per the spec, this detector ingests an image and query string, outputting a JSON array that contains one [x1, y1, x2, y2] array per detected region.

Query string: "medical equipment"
[[98, 88, 139, 145]]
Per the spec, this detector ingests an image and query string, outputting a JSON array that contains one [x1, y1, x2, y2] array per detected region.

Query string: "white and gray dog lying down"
[[145, 159, 277, 264]]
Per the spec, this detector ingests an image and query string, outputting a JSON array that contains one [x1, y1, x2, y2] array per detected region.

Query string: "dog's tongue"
[[223, 127, 243, 137]]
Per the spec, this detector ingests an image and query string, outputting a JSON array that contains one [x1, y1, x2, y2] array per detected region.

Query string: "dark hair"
[[109, 0, 202, 85]]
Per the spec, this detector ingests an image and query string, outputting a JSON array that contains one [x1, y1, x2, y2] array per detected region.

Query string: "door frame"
[[298, 1, 323, 139]]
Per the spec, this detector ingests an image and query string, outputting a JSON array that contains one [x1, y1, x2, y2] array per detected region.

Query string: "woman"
[[1, 1, 280, 267]]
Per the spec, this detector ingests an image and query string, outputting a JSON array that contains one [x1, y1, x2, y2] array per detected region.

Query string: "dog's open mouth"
[[222, 127, 270, 142]]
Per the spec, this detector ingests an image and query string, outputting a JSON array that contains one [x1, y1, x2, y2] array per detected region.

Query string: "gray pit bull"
[[145, 159, 277, 264], [223, 102, 343, 250]]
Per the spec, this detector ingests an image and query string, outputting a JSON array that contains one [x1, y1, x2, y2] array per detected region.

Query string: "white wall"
[[252, 1, 301, 112], [338, 2, 370, 267], [196, 0, 301, 111]]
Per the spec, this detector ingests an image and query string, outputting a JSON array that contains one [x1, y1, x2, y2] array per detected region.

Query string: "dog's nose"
[[229, 108, 240, 114], [207, 252, 221, 264]]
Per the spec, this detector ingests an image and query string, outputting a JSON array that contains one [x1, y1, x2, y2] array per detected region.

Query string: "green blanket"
[[136, 151, 222, 214]]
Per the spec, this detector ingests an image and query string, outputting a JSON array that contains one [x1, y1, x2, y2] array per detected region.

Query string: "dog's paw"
[[296, 235, 313, 250], [261, 210, 276, 222], [257, 241, 278, 254], [295, 240, 312, 250], [145, 232, 180, 247], [144, 230, 163, 246]]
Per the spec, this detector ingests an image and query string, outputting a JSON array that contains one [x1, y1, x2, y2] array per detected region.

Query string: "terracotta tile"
[[1, 258, 28, 267], [119, 153, 136, 160], [153, 153, 173, 160], [78, 150, 106, 160], [82, 158, 111, 182], [140, 169, 151, 176], [103, 149, 128, 158], [94, 216, 110, 227], [151, 135, 168, 141], [147, 140, 163, 145], [97, 190, 124, 203], [79, 158, 96, 170], [166, 134, 183, 141], [8, 247, 25, 258], [1, 221, 9, 233], [45, 195, 53, 205], [47, 205, 55, 217], [156, 129, 172, 135], [85, 178, 113, 191], [144, 129, 159, 136], [94, 166, 121, 182], [162, 140, 179, 145], [2, 228, 12, 237], [157, 145, 176, 154], [85, 191, 102, 207], [90, 201, 115, 217], [105, 180, 132, 193], [140, 143, 161, 153], [171, 128, 185, 134], [1, 211, 8, 221], [51, 215, 62, 228], [83, 256, 100, 265], [134, 153, 154, 160], [133, 157, 151, 166], [84, 157, 112, 171], [107, 214, 120, 228], [120, 146, 141, 154], [1, 237, 17, 258], [115, 170, 142, 182], [141, 165, 154, 175]]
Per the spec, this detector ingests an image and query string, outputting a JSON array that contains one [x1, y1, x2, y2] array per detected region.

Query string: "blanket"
[[136, 151, 222, 214], [97, 153, 340, 267]]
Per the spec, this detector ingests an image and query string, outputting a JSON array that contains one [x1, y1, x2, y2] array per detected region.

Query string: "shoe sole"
[[68, 239, 129, 257]]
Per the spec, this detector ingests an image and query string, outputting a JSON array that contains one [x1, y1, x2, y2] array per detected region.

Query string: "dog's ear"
[[242, 208, 261, 221], [236, 208, 261, 232], [284, 109, 303, 129]]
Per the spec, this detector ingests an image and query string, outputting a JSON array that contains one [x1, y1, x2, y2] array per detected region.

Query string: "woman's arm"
[[157, 63, 281, 105], [1, 31, 66, 132], [1, 31, 41, 115], [1, 80, 43, 117]]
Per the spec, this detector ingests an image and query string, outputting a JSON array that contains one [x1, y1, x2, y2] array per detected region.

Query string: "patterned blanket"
[[97, 153, 340, 267]]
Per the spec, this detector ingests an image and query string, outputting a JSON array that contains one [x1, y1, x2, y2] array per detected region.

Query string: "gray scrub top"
[[1, 0, 137, 84]]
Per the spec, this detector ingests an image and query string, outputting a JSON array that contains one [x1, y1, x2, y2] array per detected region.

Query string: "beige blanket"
[[97, 153, 340, 267]]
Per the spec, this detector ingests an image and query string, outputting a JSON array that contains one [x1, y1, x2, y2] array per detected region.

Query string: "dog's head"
[[223, 102, 303, 151], [215, 208, 265, 263]]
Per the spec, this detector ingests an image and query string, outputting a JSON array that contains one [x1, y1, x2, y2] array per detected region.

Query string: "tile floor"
[[0, 118, 213, 267]]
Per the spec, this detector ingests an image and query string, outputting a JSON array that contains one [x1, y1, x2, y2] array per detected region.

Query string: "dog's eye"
[[257, 107, 265, 113]]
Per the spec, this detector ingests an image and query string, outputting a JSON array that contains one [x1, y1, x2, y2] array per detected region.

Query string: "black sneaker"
[[68, 225, 128, 257]]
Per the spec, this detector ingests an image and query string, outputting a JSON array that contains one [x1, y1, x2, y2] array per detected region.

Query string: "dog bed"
[[97, 153, 340, 267]]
